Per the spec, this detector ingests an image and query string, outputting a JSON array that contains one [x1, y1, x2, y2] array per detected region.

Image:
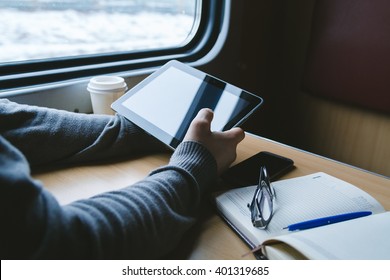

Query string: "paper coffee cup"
[[87, 76, 127, 115]]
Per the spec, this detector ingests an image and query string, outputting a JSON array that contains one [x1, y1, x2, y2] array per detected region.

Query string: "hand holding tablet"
[[112, 60, 263, 149], [183, 108, 246, 174]]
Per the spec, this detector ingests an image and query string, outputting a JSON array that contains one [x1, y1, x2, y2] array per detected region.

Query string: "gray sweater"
[[0, 99, 217, 259]]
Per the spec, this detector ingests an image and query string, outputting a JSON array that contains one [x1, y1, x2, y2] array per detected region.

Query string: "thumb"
[[195, 108, 214, 123]]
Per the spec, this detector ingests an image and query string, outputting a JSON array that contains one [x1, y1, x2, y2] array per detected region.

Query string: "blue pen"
[[283, 211, 372, 231]]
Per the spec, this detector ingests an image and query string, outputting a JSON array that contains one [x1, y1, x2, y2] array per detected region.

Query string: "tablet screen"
[[112, 60, 263, 149]]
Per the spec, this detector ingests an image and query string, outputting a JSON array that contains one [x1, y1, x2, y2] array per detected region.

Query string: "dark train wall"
[[202, 0, 390, 176]]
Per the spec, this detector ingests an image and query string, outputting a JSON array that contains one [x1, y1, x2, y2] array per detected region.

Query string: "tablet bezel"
[[112, 60, 263, 149]]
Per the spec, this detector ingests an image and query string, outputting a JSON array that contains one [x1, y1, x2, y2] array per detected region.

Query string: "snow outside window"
[[0, 0, 199, 63]]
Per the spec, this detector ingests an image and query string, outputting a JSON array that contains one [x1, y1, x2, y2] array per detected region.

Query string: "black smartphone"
[[221, 151, 294, 186]]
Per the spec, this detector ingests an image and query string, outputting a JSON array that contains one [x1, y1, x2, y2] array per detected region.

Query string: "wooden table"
[[33, 133, 390, 259]]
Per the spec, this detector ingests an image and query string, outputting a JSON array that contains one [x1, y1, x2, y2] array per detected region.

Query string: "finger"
[[195, 108, 214, 122], [190, 108, 213, 133], [224, 127, 245, 143]]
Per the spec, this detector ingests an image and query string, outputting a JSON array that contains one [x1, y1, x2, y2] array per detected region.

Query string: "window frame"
[[0, 0, 230, 93]]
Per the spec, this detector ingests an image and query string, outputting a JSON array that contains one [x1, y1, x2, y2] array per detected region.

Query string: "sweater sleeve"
[[0, 99, 167, 166], [0, 136, 217, 259], [0, 99, 218, 259]]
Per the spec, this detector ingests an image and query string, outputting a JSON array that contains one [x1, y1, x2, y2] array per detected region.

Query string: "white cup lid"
[[87, 76, 127, 92]]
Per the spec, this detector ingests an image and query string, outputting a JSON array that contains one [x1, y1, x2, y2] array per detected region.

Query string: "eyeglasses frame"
[[248, 166, 276, 229]]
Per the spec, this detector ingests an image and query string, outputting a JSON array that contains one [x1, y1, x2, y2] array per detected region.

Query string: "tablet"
[[112, 60, 263, 149]]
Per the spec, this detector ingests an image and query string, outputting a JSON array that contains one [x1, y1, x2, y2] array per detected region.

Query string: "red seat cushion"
[[303, 0, 390, 114]]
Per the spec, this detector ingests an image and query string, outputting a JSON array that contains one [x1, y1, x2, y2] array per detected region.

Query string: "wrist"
[[170, 141, 218, 190]]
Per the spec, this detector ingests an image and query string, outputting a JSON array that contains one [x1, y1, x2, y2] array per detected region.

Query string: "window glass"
[[0, 0, 199, 63]]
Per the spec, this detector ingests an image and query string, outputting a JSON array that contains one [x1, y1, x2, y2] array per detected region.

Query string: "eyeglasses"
[[247, 166, 276, 229]]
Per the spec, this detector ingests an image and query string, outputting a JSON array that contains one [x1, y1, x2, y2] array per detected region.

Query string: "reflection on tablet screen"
[[123, 66, 249, 140]]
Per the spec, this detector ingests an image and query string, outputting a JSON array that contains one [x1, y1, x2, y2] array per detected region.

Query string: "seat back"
[[303, 0, 390, 114]]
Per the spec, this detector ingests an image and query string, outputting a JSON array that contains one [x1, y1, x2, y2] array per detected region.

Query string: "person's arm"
[[0, 135, 214, 259], [1, 106, 244, 259], [0, 99, 166, 166]]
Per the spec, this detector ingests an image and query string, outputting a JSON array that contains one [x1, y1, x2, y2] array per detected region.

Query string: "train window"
[[0, 0, 229, 92], [1, 0, 198, 63]]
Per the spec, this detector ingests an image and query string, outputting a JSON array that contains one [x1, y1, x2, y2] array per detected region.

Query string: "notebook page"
[[266, 212, 390, 259], [214, 172, 385, 246]]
